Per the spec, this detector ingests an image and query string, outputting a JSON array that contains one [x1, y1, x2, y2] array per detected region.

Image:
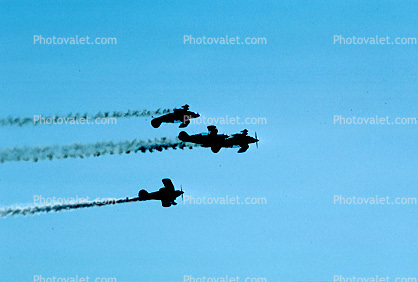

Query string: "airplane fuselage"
[[151, 109, 200, 128]]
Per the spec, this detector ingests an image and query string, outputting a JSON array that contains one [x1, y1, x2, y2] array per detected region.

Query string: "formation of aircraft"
[[146, 106, 259, 208], [178, 125, 258, 153], [151, 104, 200, 128], [138, 178, 184, 207]]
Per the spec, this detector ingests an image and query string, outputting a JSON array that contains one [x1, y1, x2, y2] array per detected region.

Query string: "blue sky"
[[1, 1, 417, 281]]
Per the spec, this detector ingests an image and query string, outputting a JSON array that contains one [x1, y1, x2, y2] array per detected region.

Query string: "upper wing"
[[162, 178, 175, 191]]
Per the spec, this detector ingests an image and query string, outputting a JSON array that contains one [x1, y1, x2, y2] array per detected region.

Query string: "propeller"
[[181, 185, 184, 201], [255, 132, 259, 149]]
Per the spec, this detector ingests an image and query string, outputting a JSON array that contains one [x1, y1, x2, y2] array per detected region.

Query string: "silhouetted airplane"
[[151, 104, 200, 128], [178, 125, 229, 153], [223, 129, 259, 153], [179, 126, 258, 153], [138, 178, 184, 207]]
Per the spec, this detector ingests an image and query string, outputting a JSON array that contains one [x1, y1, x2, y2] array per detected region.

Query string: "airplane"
[[179, 126, 259, 153], [151, 104, 200, 128], [138, 178, 184, 207], [178, 125, 229, 153], [223, 129, 259, 153]]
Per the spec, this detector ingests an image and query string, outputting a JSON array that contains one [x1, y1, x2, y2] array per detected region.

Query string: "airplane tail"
[[151, 118, 162, 128], [138, 189, 150, 200], [178, 131, 190, 142]]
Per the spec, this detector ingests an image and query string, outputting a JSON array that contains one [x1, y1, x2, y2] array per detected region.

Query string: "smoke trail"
[[0, 108, 172, 127], [0, 138, 198, 163], [0, 197, 141, 218]]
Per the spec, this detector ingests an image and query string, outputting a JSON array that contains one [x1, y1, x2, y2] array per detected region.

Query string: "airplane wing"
[[162, 178, 175, 191], [237, 144, 249, 153]]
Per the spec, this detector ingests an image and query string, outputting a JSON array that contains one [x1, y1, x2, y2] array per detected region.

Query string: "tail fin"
[[151, 118, 162, 128], [138, 189, 150, 200], [178, 131, 190, 142]]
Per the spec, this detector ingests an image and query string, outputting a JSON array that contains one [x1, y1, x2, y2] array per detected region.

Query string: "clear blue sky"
[[1, 1, 417, 281]]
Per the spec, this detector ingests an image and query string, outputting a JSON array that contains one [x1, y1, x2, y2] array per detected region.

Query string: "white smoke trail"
[[0, 138, 198, 163], [0, 197, 141, 218], [0, 108, 172, 127]]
